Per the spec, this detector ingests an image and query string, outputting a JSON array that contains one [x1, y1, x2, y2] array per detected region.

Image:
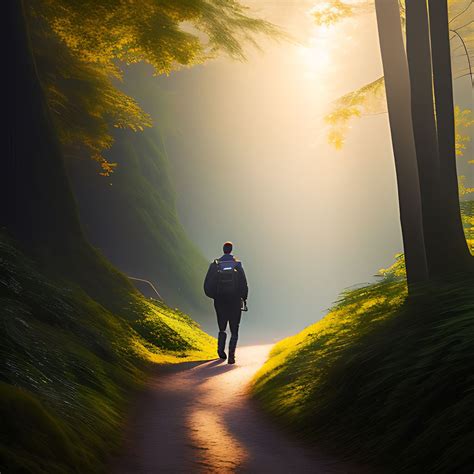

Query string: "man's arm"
[[238, 264, 248, 300], [204, 262, 217, 298]]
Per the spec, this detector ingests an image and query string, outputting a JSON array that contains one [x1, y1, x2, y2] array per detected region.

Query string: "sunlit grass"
[[252, 225, 474, 472], [131, 299, 215, 363], [252, 266, 407, 420], [0, 234, 214, 473]]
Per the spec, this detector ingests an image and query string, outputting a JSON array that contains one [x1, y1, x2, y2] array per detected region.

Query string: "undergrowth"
[[252, 254, 474, 473], [0, 234, 214, 473]]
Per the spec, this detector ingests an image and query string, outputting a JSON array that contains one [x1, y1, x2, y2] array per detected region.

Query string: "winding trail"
[[112, 345, 360, 473]]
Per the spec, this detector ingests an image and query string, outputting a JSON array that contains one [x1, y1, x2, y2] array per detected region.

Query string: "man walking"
[[204, 241, 248, 364]]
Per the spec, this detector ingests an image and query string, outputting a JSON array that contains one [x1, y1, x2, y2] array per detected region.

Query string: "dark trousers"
[[214, 298, 242, 353]]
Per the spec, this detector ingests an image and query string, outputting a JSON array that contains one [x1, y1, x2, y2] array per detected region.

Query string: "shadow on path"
[[111, 345, 363, 473]]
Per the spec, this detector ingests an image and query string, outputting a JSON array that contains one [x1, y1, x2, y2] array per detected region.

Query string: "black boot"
[[217, 331, 227, 360], [228, 336, 237, 364]]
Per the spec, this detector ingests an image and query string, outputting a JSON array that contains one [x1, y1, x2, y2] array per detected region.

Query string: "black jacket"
[[204, 254, 248, 300]]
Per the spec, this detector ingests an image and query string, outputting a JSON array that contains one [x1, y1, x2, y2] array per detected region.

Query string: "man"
[[204, 241, 248, 364]]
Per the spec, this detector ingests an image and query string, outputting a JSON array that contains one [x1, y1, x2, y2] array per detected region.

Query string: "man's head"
[[223, 241, 233, 254]]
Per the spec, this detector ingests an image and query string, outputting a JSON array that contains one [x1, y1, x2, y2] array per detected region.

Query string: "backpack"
[[215, 259, 240, 298]]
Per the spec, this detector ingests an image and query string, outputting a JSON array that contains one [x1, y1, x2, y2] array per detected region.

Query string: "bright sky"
[[122, 0, 472, 343]]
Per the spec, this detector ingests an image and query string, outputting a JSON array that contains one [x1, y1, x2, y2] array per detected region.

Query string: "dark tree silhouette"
[[374, 0, 429, 290], [428, 0, 472, 273], [373, 0, 472, 290], [405, 0, 444, 277], [4, 0, 84, 251], [322, 0, 473, 286], [4, 0, 275, 259]]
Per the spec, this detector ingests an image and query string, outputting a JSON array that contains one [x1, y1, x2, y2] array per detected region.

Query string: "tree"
[[405, 0, 444, 276], [4, 0, 276, 250], [28, 0, 278, 174], [428, 0, 472, 272], [5, 1, 141, 309], [316, 0, 473, 285], [373, 0, 429, 289], [4, 0, 84, 251], [323, 0, 473, 145]]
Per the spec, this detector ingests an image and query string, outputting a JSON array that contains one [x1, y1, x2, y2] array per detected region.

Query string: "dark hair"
[[223, 241, 233, 254]]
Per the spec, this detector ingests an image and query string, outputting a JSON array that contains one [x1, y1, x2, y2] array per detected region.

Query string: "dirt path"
[[112, 345, 359, 473]]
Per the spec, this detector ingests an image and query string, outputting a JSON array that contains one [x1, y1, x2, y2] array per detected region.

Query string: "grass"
[[252, 212, 474, 472], [0, 233, 215, 473]]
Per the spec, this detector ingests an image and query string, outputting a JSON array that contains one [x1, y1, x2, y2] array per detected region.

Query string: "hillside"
[[67, 128, 210, 320], [0, 234, 214, 473], [251, 202, 474, 473]]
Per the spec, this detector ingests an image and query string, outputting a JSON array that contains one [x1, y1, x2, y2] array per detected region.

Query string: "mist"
[[120, 1, 472, 343]]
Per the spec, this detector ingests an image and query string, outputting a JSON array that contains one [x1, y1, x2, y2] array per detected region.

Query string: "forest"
[[2, 0, 473, 472]]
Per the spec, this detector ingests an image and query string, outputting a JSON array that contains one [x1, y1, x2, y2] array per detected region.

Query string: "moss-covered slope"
[[67, 128, 210, 319], [0, 234, 214, 473]]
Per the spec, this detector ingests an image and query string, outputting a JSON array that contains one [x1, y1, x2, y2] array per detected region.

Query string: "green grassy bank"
[[0, 235, 214, 473], [252, 203, 474, 473]]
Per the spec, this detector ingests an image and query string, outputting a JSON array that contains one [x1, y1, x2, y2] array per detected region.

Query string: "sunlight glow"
[[296, 22, 336, 80], [188, 409, 248, 469], [186, 346, 272, 470]]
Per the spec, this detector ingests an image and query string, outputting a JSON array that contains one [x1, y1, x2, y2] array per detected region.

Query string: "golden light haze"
[[122, 0, 473, 341]]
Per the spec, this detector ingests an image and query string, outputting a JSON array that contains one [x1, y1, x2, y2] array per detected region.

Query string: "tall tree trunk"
[[3, 0, 136, 308], [428, 0, 472, 272], [405, 0, 445, 278], [374, 0, 429, 291], [3, 0, 84, 252]]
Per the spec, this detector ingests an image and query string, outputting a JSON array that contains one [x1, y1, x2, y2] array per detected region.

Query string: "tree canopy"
[[28, 0, 278, 174]]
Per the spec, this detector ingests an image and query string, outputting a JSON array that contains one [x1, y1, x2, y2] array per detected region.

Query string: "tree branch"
[[449, 0, 472, 24], [450, 28, 473, 86]]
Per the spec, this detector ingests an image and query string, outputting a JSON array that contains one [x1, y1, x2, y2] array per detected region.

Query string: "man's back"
[[203, 242, 248, 364], [204, 253, 248, 301]]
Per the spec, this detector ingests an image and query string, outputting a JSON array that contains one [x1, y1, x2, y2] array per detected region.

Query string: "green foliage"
[[454, 106, 474, 157], [461, 200, 474, 253], [0, 234, 214, 473], [378, 252, 406, 277], [35, 0, 277, 71], [454, 108, 472, 199], [252, 250, 474, 472], [30, 20, 152, 175], [455, 107, 474, 195], [459, 175, 474, 196], [311, 1, 356, 26], [28, 0, 278, 173], [324, 77, 386, 149]]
